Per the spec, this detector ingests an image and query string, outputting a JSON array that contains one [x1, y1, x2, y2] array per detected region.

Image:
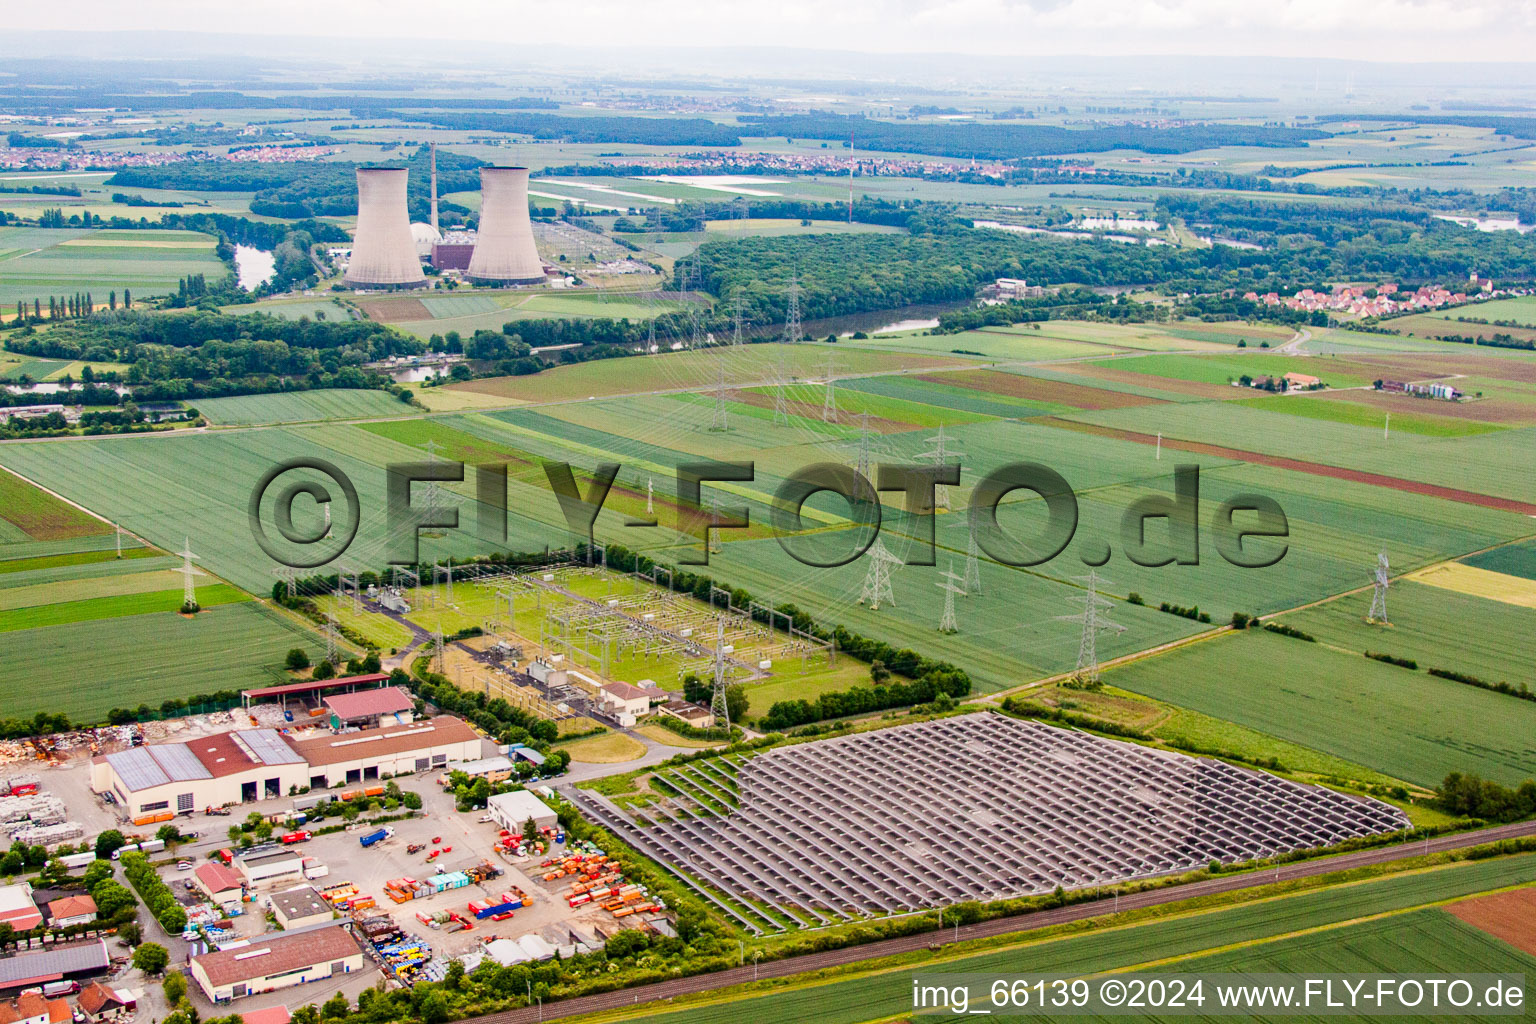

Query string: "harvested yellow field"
[[1406, 561, 1536, 609]]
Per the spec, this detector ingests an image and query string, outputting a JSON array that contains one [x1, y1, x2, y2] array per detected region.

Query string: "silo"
[[344, 168, 427, 289], [467, 167, 545, 285]]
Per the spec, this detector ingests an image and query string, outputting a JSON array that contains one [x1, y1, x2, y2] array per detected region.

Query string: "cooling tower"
[[467, 167, 545, 285], [344, 168, 427, 289]]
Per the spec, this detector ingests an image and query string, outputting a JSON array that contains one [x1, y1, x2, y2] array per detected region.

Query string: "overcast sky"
[[11, 1, 1536, 63]]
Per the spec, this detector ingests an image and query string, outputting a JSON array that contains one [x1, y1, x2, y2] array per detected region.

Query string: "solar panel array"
[[104, 744, 212, 791], [234, 729, 306, 766], [571, 713, 1409, 930]]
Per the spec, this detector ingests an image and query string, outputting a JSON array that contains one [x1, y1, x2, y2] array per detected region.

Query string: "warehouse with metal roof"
[[91, 716, 484, 815]]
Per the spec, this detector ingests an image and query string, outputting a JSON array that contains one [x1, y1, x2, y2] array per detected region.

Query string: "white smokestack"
[[467, 166, 544, 285], [344, 167, 426, 289], [430, 144, 439, 234]]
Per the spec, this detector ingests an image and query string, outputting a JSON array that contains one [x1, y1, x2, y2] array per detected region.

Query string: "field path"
[[1043, 416, 1536, 516]]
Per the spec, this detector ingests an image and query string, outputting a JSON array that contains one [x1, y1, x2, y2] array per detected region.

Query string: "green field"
[[196, 389, 415, 426], [444, 342, 966, 404], [613, 854, 1536, 1024], [218, 298, 356, 321], [1277, 581, 1536, 691], [0, 602, 322, 721], [1103, 629, 1536, 786], [1088, 352, 1375, 389], [1464, 539, 1536, 581], [1234, 393, 1506, 437], [1066, 403, 1536, 505], [0, 583, 248, 632], [0, 467, 113, 542], [0, 226, 228, 306]]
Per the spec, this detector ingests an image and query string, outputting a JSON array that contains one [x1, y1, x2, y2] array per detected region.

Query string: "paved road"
[[461, 820, 1536, 1024]]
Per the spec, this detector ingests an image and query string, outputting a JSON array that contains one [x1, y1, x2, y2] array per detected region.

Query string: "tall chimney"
[[467, 167, 544, 285], [344, 167, 427, 289], [430, 144, 439, 235]]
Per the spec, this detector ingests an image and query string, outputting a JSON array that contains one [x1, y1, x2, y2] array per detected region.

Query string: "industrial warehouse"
[[90, 715, 483, 817], [572, 713, 1412, 932]]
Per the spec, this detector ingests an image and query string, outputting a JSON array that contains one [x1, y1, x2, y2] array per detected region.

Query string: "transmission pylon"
[[857, 537, 902, 610], [324, 616, 341, 665], [782, 270, 802, 345], [918, 424, 964, 510], [647, 320, 657, 353], [708, 349, 730, 432], [1367, 551, 1390, 624], [770, 360, 791, 426], [842, 412, 888, 482], [272, 567, 297, 601], [420, 438, 445, 519], [730, 295, 747, 346], [709, 619, 731, 732], [175, 537, 201, 609], [708, 499, 724, 554], [114, 522, 122, 559], [937, 561, 965, 634], [434, 561, 454, 605], [433, 623, 446, 674], [963, 525, 983, 596], [1055, 571, 1126, 685], [821, 352, 840, 423], [646, 476, 655, 515]]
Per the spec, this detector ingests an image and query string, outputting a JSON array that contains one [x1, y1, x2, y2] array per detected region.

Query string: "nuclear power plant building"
[[466, 167, 545, 284], [344, 168, 427, 289]]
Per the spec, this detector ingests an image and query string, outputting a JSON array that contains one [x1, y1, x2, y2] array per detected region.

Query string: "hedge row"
[[119, 852, 186, 934]]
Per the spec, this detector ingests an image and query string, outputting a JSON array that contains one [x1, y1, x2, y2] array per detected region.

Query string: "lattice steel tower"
[[176, 537, 200, 608], [821, 352, 840, 423], [1056, 571, 1125, 685], [857, 537, 903, 610], [782, 270, 802, 344], [918, 424, 963, 510], [1367, 551, 1390, 624], [709, 619, 731, 732], [936, 560, 965, 634]]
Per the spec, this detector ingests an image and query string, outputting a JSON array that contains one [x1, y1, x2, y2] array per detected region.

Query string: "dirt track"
[[1046, 417, 1536, 516]]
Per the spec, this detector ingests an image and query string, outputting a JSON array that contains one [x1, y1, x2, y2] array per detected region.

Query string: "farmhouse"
[[1282, 371, 1321, 389], [90, 716, 482, 813], [189, 924, 365, 1003]]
